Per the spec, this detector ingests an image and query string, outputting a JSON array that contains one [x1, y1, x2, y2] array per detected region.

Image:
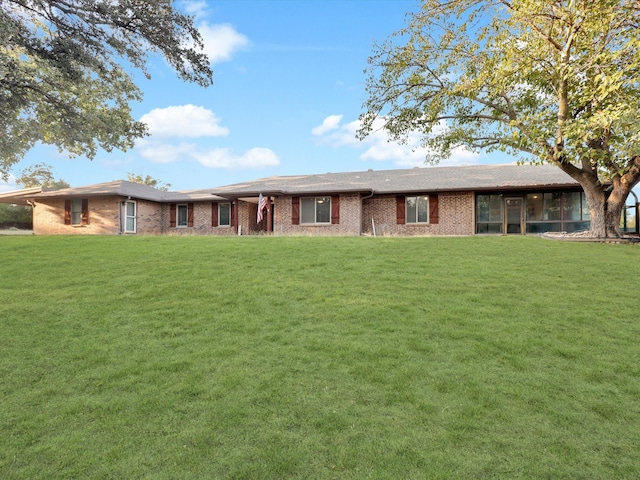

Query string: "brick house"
[[0, 164, 590, 236]]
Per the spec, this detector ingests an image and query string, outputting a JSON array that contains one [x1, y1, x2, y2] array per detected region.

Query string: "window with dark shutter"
[[331, 195, 340, 224], [291, 197, 300, 225], [396, 196, 406, 224], [429, 194, 439, 224], [211, 203, 218, 227]]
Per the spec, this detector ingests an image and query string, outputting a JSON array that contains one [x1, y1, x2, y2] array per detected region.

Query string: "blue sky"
[[2, 0, 513, 192]]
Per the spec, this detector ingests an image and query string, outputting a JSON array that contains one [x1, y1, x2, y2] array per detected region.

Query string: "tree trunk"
[[605, 182, 631, 238], [555, 160, 638, 238], [581, 178, 630, 238], [581, 183, 608, 237]]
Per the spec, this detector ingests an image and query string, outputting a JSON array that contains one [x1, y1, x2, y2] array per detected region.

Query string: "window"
[[476, 194, 503, 234], [170, 203, 193, 228], [300, 197, 331, 224], [526, 191, 589, 233], [219, 203, 231, 226], [177, 204, 188, 227], [124, 201, 136, 233], [64, 199, 88, 226], [406, 196, 429, 223], [71, 199, 83, 225]]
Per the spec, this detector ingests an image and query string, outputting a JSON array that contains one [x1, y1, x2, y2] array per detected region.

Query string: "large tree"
[[359, 0, 640, 237], [126, 172, 171, 191], [0, 0, 213, 181], [16, 162, 69, 188]]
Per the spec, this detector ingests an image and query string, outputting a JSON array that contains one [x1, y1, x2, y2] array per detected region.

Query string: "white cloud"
[[136, 140, 197, 164], [140, 105, 230, 139], [194, 147, 280, 169], [198, 22, 250, 64], [311, 114, 343, 136], [312, 115, 480, 167], [180, 0, 208, 18]]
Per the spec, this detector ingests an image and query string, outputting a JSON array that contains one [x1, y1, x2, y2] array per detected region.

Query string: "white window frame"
[[124, 200, 137, 233], [176, 204, 188, 228], [406, 195, 430, 224], [218, 202, 231, 227], [300, 197, 331, 225]]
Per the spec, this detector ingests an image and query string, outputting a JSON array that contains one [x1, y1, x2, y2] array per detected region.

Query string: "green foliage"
[[0, 0, 213, 181], [1, 236, 639, 478], [126, 172, 172, 191], [360, 0, 640, 236], [0, 203, 31, 227], [15, 163, 69, 189]]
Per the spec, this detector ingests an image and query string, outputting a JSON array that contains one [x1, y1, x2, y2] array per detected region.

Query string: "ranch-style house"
[[0, 164, 592, 236]]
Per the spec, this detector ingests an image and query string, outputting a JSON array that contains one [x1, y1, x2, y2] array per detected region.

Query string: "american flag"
[[257, 193, 267, 223]]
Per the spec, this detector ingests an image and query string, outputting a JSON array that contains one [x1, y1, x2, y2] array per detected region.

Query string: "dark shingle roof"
[[20, 180, 227, 202], [5, 164, 581, 205], [210, 164, 581, 196]]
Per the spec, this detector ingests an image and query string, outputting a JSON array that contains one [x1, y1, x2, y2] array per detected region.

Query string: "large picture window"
[[406, 196, 429, 223], [526, 191, 589, 233], [476, 194, 503, 234], [300, 197, 331, 224]]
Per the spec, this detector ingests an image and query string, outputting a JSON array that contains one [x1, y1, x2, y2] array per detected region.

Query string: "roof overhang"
[[0, 187, 43, 205]]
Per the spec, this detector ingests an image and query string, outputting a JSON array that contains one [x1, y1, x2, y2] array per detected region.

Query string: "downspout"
[[360, 189, 374, 236]]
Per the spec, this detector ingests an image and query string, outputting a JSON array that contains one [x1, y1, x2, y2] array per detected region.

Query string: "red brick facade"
[[32, 192, 475, 236], [361, 192, 474, 236]]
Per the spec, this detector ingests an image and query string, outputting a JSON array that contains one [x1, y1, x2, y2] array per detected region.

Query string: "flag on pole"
[[257, 193, 267, 223]]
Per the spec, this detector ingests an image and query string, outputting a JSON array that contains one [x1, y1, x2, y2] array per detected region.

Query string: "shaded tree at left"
[[0, 0, 213, 181]]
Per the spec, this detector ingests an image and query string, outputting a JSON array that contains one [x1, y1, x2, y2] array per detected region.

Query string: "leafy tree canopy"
[[359, 0, 640, 236], [0, 0, 213, 181], [16, 162, 69, 189], [126, 172, 171, 191]]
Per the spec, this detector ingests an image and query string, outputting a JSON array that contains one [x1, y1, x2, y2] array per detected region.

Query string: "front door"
[[505, 198, 523, 234]]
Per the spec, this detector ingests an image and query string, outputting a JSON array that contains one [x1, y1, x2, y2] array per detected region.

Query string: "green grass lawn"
[[1, 235, 639, 479]]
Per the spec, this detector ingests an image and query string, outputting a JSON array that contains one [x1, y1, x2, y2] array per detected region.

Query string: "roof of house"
[[0, 180, 228, 204], [0, 186, 45, 205], [210, 163, 581, 197], [0, 164, 582, 205]]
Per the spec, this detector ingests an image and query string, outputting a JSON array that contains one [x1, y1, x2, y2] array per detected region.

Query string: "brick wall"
[[361, 192, 474, 236], [32, 193, 475, 236], [134, 200, 163, 234], [33, 197, 121, 235], [272, 194, 361, 235], [162, 201, 242, 236]]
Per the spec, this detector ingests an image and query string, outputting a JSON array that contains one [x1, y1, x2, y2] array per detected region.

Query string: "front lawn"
[[1, 236, 639, 479]]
